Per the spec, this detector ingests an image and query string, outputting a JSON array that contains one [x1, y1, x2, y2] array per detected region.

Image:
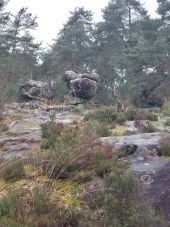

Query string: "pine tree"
[[43, 7, 94, 76]]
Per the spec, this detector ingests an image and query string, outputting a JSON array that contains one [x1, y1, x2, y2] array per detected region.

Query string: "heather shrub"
[[84, 107, 117, 123], [159, 134, 170, 156], [0, 158, 26, 182]]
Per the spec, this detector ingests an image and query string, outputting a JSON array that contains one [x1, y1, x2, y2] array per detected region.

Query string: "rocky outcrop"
[[64, 71, 99, 100], [0, 103, 83, 158], [20, 80, 56, 100], [99, 132, 170, 223]]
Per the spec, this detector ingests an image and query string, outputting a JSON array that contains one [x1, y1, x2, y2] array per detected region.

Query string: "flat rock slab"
[[1, 103, 83, 159], [144, 161, 170, 220], [99, 132, 162, 147], [99, 132, 170, 222]]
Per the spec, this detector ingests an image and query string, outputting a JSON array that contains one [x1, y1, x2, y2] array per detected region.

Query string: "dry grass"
[[0, 119, 162, 226]]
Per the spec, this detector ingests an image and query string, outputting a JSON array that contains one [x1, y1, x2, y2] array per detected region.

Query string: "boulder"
[[20, 80, 55, 100], [71, 78, 98, 99], [64, 71, 99, 100], [79, 73, 99, 82], [64, 71, 77, 88]]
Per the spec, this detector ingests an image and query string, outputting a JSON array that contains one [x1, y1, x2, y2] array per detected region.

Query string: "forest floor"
[[0, 101, 170, 226]]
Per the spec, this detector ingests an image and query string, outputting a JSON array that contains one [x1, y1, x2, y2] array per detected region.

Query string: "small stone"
[[144, 163, 150, 166], [138, 157, 144, 161]]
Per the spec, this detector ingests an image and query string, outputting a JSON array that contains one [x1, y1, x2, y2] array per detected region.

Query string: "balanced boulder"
[[64, 71, 99, 100]]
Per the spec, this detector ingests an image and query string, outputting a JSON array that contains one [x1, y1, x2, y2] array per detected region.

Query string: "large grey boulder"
[[20, 80, 56, 100], [64, 71, 99, 100]]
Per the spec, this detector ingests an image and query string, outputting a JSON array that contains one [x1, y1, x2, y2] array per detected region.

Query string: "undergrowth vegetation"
[[135, 120, 156, 133], [85, 107, 158, 125], [0, 118, 162, 226], [159, 134, 170, 157]]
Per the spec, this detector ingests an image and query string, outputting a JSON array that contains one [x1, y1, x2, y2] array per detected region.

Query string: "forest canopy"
[[0, 0, 170, 106]]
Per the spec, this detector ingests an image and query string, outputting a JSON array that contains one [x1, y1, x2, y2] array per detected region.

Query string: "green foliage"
[[40, 124, 96, 179], [95, 160, 113, 177], [0, 185, 84, 227], [40, 138, 55, 150], [32, 187, 50, 214], [125, 108, 158, 121], [165, 120, 170, 127], [0, 123, 8, 135], [0, 119, 163, 226], [93, 121, 111, 137], [145, 112, 158, 121], [75, 170, 93, 183], [85, 107, 117, 123], [1, 158, 26, 182], [159, 134, 170, 156], [125, 108, 138, 121], [0, 4, 41, 103], [101, 173, 160, 226], [162, 101, 170, 115], [142, 122, 156, 133], [42, 7, 93, 79], [0, 190, 26, 218], [4, 75, 31, 101], [41, 121, 64, 143], [133, 89, 164, 108], [115, 113, 127, 125], [135, 120, 156, 133]]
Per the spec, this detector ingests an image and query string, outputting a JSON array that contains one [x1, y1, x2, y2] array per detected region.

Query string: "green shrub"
[[0, 189, 26, 218], [0, 123, 8, 135], [146, 112, 158, 121], [125, 108, 158, 122], [142, 122, 156, 133], [115, 114, 127, 125], [85, 107, 117, 123], [41, 125, 96, 179], [1, 158, 26, 182], [94, 121, 111, 137], [159, 134, 170, 156], [133, 90, 164, 108], [41, 122, 64, 139], [165, 120, 170, 127], [95, 160, 113, 177], [32, 187, 50, 214], [4, 75, 31, 102], [100, 174, 160, 227], [135, 121, 156, 133], [125, 108, 137, 121], [40, 138, 55, 150], [75, 171, 93, 183], [162, 101, 170, 115]]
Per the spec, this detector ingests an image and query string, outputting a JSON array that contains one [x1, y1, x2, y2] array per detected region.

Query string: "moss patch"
[[53, 180, 83, 208], [111, 125, 132, 136], [0, 175, 83, 209], [162, 156, 170, 160]]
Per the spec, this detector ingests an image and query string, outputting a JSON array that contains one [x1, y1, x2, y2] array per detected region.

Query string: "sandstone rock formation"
[[64, 71, 99, 100], [20, 80, 56, 100]]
